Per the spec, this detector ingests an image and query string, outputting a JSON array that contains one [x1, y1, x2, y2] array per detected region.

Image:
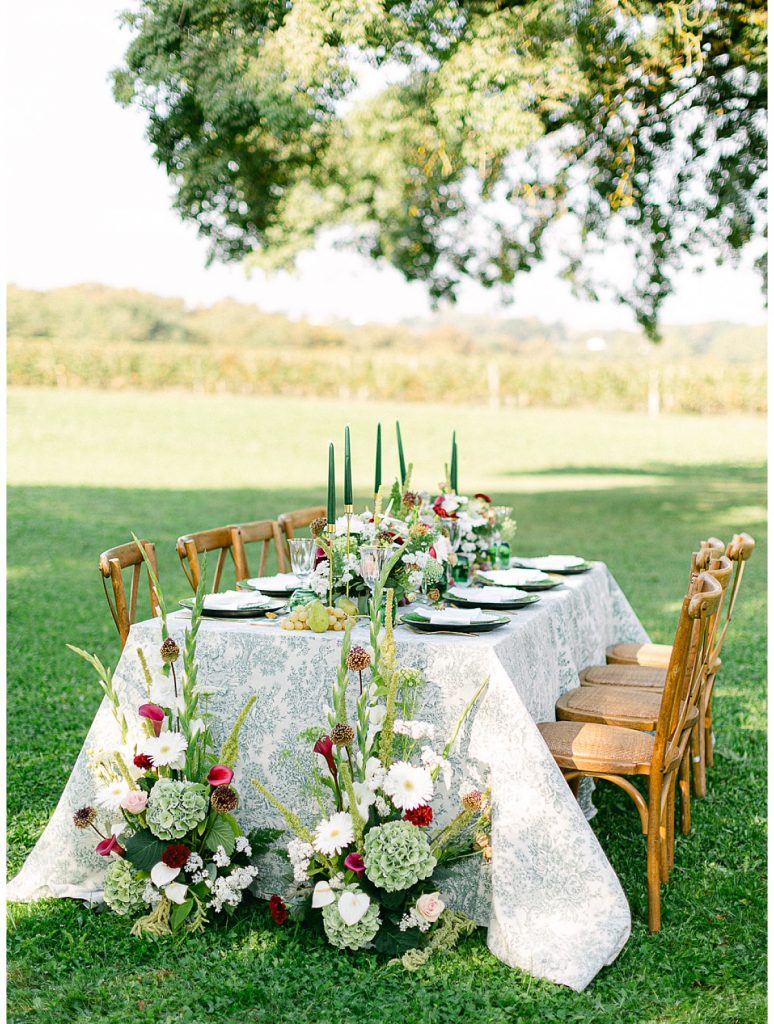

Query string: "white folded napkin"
[[512, 555, 585, 571], [245, 573, 300, 590], [413, 606, 487, 625], [203, 590, 269, 611], [478, 568, 551, 586], [449, 585, 527, 603]]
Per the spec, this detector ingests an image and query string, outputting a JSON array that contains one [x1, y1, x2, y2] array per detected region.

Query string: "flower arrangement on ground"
[[69, 544, 273, 936], [253, 567, 491, 969]]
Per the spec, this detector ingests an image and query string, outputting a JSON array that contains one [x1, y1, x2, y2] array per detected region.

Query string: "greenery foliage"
[[112, 1, 766, 338]]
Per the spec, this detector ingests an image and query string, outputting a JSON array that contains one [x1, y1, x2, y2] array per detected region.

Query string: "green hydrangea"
[[322, 887, 381, 950], [103, 858, 146, 916], [423, 559, 445, 586], [145, 779, 209, 840], [363, 820, 437, 892]]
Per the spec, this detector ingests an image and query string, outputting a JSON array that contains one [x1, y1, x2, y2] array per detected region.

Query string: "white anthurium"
[[311, 880, 336, 908], [338, 890, 371, 927], [164, 881, 189, 905], [151, 861, 180, 887], [111, 821, 127, 838]]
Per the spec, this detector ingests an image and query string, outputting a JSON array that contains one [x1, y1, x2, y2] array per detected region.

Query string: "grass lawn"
[[6, 388, 768, 1024]]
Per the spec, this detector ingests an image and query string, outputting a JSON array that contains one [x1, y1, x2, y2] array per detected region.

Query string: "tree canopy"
[[114, 0, 767, 338]]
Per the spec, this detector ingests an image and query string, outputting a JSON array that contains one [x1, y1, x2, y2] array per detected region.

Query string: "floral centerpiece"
[[69, 546, 272, 935], [432, 490, 516, 571], [253, 569, 492, 969], [308, 474, 452, 609]]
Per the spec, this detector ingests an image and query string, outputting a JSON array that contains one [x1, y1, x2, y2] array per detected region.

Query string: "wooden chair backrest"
[[710, 532, 756, 660], [176, 526, 235, 593], [653, 570, 723, 776], [231, 519, 286, 579], [277, 505, 326, 563], [99, 539, 160, 649]]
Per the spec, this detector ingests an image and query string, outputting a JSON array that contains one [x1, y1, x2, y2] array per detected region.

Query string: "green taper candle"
[[374, 422, 382, 496], [396, 421, 406, 485], [344, 425, 353, 506], [450, 432, 458, 492], [327, 442, 336, 524]]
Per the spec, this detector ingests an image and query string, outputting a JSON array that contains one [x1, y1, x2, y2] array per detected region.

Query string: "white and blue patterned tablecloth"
[[8, 563, 648, 991]]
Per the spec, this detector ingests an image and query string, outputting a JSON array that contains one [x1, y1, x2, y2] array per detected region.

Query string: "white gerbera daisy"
[[144, 731, 188, 768], [96, 778, 131, 811], [313, 812, 354, 856], [383, 761, 434, 811]]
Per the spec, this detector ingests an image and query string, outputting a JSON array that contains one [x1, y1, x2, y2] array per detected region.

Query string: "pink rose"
[[207, 764, 234, 787], [138, 703, 165, 737], [121, 790, 148, 814], [415, 892, 445, 924]]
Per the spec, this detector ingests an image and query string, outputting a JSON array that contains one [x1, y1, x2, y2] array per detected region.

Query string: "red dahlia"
[[162, 844, 190, 869], [133, 753, 154, 771], [269, 894, 288, 925], [404, 805, 433, 827]]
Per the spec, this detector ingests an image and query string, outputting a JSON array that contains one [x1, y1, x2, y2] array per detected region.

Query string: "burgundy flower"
[[429, 545, 437, 559], [95, 835, 124, 857], [134, 753, 154, 771], [313, 736, 337, 779], [138, 703, 165, 737], [313, 547, 328, 569], [269, 894, 288, 925], [162, 844, 190, 869], [207, 764, 234, 787], [474, 492, 492, 503], [404, 805, 433, 827], [432, 496, 455, 519], [343, 852, 366, 875]]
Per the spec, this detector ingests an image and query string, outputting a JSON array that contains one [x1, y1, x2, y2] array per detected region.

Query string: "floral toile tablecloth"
[[8, 563, 648, 991]]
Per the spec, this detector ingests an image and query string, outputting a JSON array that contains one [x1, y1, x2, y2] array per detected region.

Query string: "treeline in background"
[[8, 285, 766, 415]]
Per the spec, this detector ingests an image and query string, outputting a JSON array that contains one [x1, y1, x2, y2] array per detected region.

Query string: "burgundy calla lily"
[[313, 735, 338, 779], [207, 764, 234, 787], [474, 492, 492, 504], [95, 835, 125, 857], [138, 703, 165, 737], [343, 852, 365, 875]]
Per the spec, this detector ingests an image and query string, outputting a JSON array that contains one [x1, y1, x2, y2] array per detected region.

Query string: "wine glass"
[[288, 538, 316, 609], [359, 545, 392, 598]]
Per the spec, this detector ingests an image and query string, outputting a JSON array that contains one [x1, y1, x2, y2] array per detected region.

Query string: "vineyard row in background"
[[8, 339, 765, 415]]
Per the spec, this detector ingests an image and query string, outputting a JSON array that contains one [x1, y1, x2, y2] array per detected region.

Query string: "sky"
[[5, 1, 768, 330]]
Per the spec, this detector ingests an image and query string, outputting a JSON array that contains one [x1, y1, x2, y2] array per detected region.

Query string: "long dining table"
[[8, 562, 649, 991]]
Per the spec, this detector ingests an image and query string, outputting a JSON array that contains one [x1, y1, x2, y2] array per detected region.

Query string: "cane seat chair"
[[276, 505, 326, 566], [574, 548, 733, 797], [99, 539, 160, 649], [231, 519, 286, 579], [538, 570, 723, 932], [605, 537, 727, 668]]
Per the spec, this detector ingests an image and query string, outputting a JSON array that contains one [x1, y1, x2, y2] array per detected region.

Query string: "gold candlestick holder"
[[344, 503, 353, 599]]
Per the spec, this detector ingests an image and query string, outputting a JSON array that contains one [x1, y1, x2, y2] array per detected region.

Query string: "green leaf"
[[204, 815, 236, 855], [123, 829, 168, 872], [220, 812, 242, 837], [169, 898, 194, 932], [246, 827, 284, 855]]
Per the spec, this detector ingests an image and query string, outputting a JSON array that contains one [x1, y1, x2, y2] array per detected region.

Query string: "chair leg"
[[691, 720, 706, 799], [647, 781, 663, 932], [666, 781, 675, 874], [567, 774, 581, 800], [679, 749, 691, 835], [705, 694, 714, 769]]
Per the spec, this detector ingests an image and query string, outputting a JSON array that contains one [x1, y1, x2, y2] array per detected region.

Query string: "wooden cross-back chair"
[[583, 535, 753, 797], [176, 526, 237, 593], [700, 532, 756, 783], [99, 539, 160, 649], [232, 519, 286, 579], [538, 569, 723, 932], [277, 505, 326, 566], [177, 520, 285, 593]]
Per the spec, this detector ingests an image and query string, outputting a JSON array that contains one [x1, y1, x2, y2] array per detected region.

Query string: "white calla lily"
[[150, 861, 180, 887]]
